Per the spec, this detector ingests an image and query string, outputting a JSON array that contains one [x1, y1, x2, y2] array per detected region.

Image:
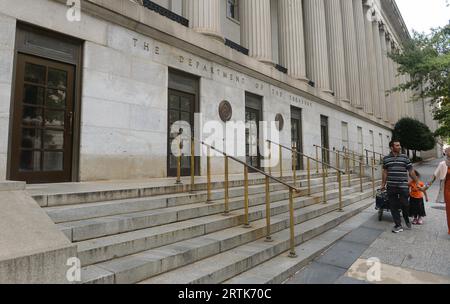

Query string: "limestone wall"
[[0, 0, 393, 181]]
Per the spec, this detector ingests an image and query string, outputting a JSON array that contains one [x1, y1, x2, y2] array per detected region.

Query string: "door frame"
[[8, 23, 82, 183], [167, 68, 200, 177], [245, 92, 263, 171], [291, 106, 304, 170], [166, 88, 198, 177], [320, 115, 330, 164], [10, 54, 75, 183]]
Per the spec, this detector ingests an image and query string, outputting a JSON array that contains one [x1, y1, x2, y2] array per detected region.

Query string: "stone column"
[[303, 0, 332, 94], [240, 0, 273, 64], [324, 0, 349, 103], [183, 0, 223, 41], [386, 38, 398, 123], [340, 0, 362, 108], [393, 59, 401, 121], [402, 74, 409, 117], [353, 0, 372, 114], [405, 75, 413, 117], [373, 19, 387, 122], [278, 0, 308, 82], [363, 2, 380, 117], [379, 25, 391, 123]]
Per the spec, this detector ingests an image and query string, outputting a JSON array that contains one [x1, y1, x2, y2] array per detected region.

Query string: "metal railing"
[[365, 149, 386, 165], [175, 137, 302, 258], [314, 145, 378, 198], [267, 140, 346, 211], [172, 137, 380, 258]]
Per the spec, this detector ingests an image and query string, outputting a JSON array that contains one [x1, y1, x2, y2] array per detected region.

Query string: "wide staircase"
[[30, 143, 382, 284]]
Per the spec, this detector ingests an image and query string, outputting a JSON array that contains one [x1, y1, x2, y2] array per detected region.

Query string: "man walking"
[[381, 140, 420, 233]]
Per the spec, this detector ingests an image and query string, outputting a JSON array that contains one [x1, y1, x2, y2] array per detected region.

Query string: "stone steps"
[[44, 173, 343, 224], [79, 181, 380, 284], [137, 194, 376, 284], [56, 176, 364, 243], [75, 178, 371, 267], [33, 171, 335, 207], [223, 204, 376, 284]]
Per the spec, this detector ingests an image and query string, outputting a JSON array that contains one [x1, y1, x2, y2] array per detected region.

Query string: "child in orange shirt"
[[409, 170, 429, 225]]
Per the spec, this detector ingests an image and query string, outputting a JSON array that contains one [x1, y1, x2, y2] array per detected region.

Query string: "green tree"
[[389, 24, 450, 141], [393, 118, 436, 160]]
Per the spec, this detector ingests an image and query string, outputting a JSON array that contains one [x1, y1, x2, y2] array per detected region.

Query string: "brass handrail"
[[364, 149, 385, 158], [268, 141, 344, 173], [364, 149, 385, 165], [315, 144, 378, 197], [334, 148, 369, 189], [268, 140, 345, 211], [316, 145, 377, 169], [191, 137, 300, 258]]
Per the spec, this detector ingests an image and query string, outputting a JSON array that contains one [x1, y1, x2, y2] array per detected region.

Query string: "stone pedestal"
[[0, 182, 76, 283]]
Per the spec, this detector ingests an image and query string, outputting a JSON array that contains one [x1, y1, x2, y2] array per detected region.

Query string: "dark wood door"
[[320, 115, 330, 164], [245, 107, 261, 171], [167, 89, 195, 177], [291, 107, 304, 170], [10, 54, 75, 183], [245, 93, 263, 172]]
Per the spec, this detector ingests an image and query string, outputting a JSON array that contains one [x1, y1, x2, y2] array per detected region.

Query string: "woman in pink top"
[[423, 147, 450, 235]]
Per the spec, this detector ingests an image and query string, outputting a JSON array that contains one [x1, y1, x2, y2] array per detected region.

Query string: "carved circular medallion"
[[275, 114, 284, 131], [219, 100, 233, 122]]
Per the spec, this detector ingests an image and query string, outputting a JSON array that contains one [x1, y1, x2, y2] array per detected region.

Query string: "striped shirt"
[[383, 153, 413, 190]]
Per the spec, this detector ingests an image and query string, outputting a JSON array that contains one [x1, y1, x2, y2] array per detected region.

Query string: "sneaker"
[[417, 218, 424, 225], [412, 218, 418, 225], [405, 222, 412, 230], [392, 226, 404, 233]]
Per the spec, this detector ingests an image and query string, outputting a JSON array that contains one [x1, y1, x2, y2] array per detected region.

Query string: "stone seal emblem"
[[275, 114, 284, 131], [219, 100, 233, 122]]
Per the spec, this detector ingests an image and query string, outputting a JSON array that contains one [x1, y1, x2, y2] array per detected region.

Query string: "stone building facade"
[[0, 0, 421, 183]]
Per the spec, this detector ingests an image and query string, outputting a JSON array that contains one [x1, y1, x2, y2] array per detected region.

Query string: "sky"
[[396, 0, 450, 34]]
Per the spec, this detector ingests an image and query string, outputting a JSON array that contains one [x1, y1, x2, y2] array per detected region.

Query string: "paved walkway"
[[285, 158, 450, 284]]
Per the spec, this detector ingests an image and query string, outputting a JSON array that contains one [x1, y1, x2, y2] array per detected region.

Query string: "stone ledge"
[[0, 181, 26, 191], [0, 190, 77, 283], [0, 244, 77, 284]]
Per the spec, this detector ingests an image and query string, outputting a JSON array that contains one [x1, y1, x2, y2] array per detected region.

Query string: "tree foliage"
[[389, 24, 450, 141], [393, 118, 436, 152]]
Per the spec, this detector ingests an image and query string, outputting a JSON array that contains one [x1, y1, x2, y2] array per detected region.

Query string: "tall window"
[[227, 0, 239, 21], [320, 116, 330, 164], [357, 127, 363, 155], [379, 133, 384, 154], [341, 122, 349, 151], [369, 130, 375, 152]]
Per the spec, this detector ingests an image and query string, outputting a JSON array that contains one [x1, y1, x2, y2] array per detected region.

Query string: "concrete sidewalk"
[[285, 158, 450, 284]]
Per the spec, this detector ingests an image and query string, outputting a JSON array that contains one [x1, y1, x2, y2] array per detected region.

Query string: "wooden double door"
[[10, 54, 75, 183]]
